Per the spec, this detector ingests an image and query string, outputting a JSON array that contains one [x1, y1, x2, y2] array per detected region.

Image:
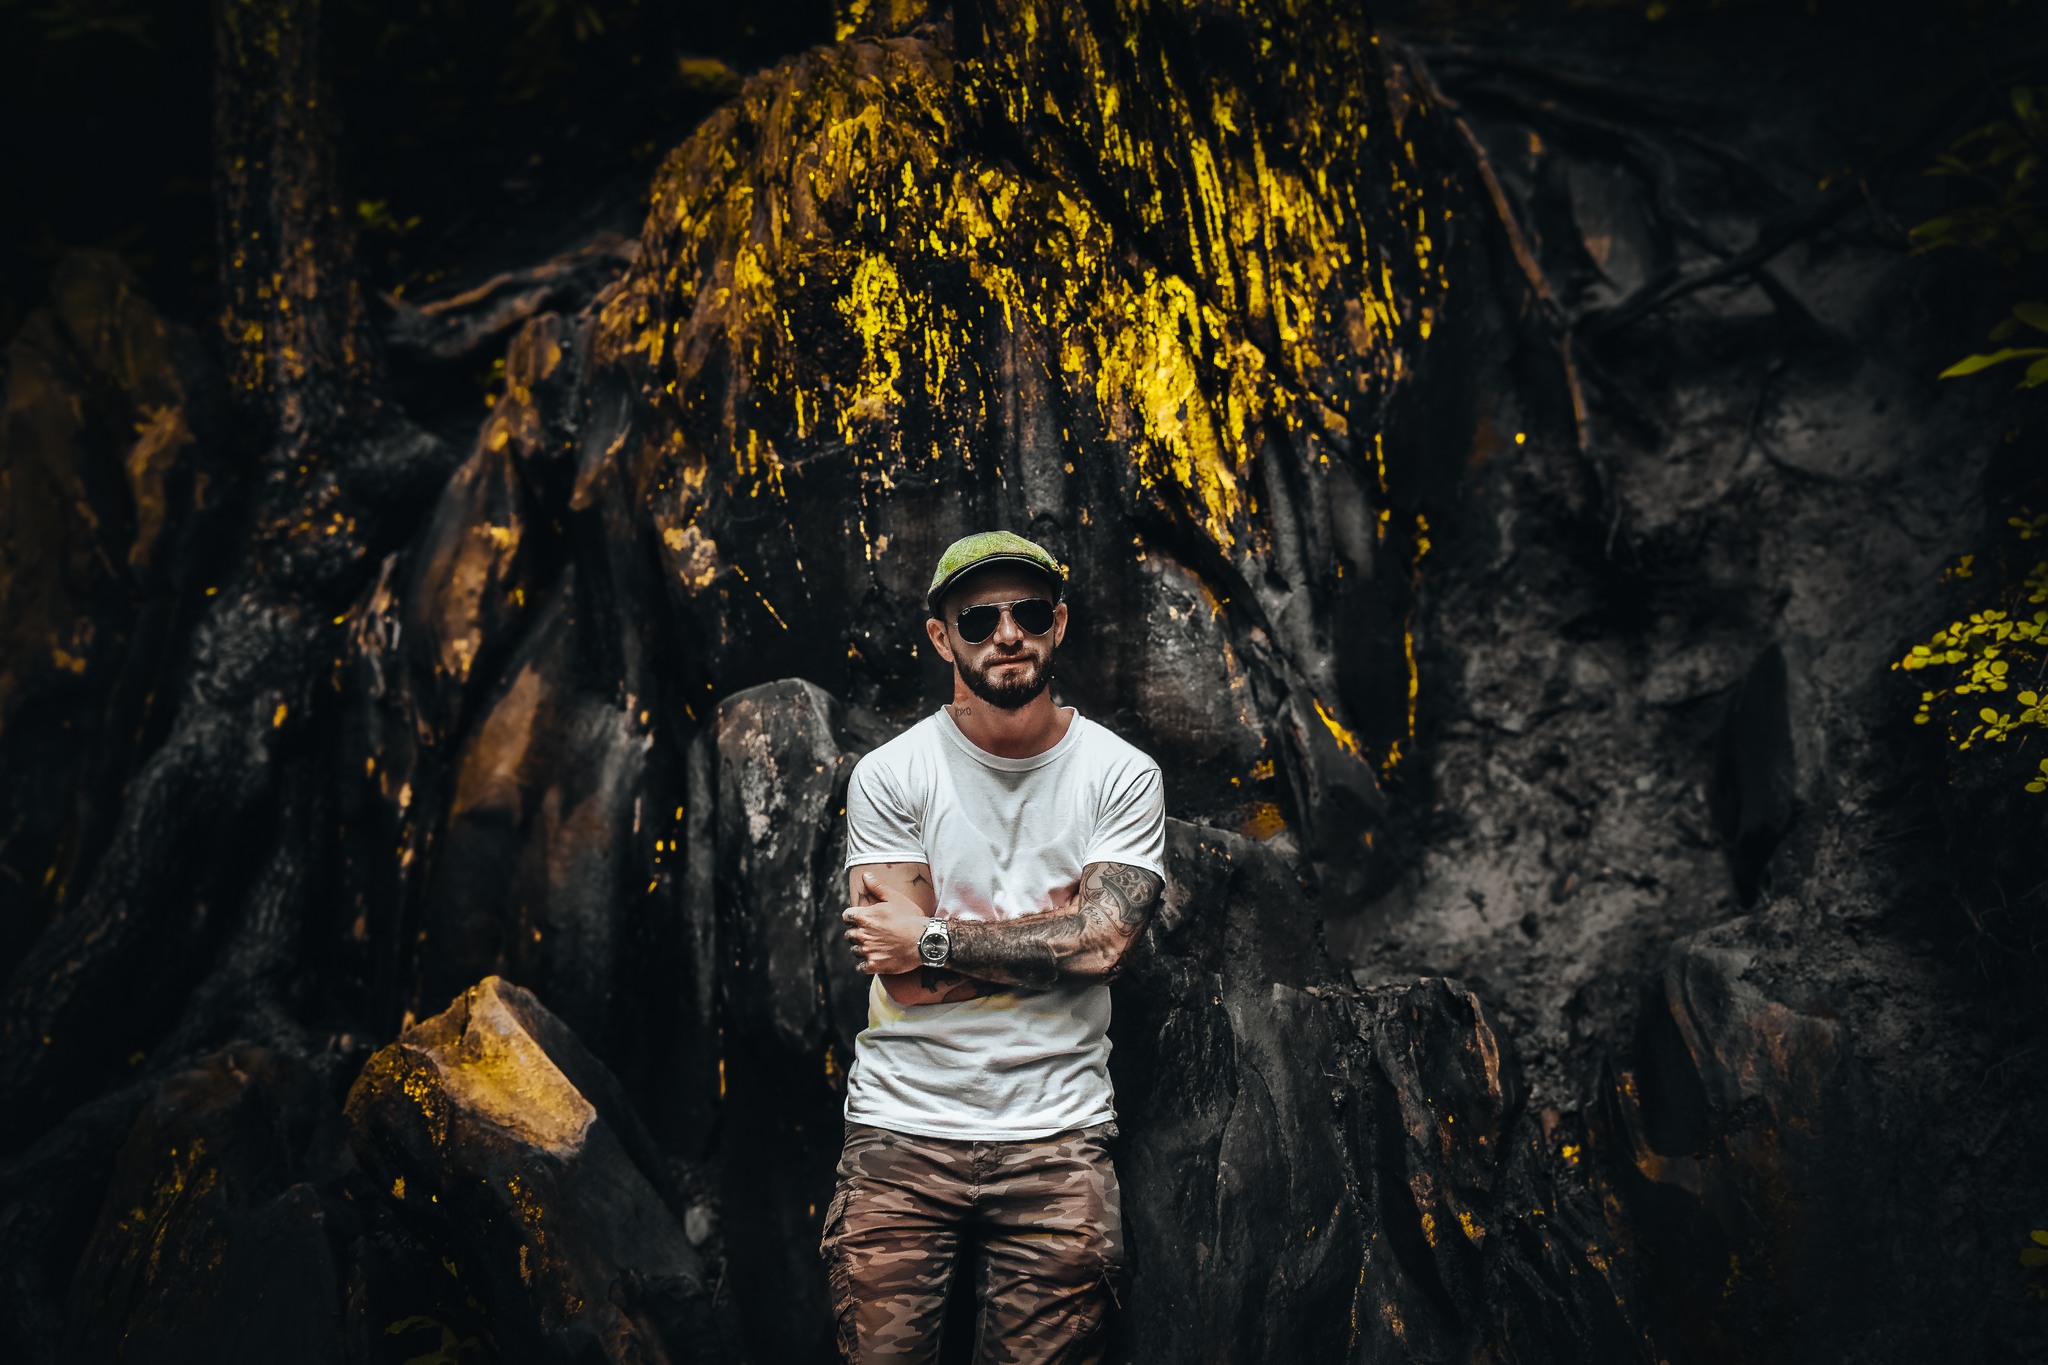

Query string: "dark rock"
[[714, 678, 878, 1063], [0, 248, 222, 974], [705, 678, 888, 1365], [1711, 644, 1800, 904], [1110, 821, 1361, 1361], [414, 578, 653, 1043], [590, 0, 1466, 875], [61, 1044, 352, 1365], [344, 976, 732, 1364], [1359, 979, 1652, 1365], [1114, 821, 1650, 1364], [381, 231, 639, 366], [1608, 933, 1877, 1364]]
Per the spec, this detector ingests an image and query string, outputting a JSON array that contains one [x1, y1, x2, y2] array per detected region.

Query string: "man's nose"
[[991, 609, 1023, 645]]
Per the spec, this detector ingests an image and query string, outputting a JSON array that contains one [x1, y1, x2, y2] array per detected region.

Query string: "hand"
[[842, 870, 930, 976]]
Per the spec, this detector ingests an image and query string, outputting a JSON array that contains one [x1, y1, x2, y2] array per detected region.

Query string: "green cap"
[[925, 531, 1066, 616]]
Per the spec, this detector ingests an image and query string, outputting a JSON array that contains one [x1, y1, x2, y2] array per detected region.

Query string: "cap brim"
[[927, 555, 1064, 614]]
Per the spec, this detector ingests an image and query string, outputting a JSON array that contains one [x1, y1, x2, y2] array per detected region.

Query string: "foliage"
[[1939, 302, 2048, 387], [1912, 86, 2048, 265], [1896, 584, 2048, 766], [1910, 81, 2048, 793], [2024, 1229, 2048, 1299]]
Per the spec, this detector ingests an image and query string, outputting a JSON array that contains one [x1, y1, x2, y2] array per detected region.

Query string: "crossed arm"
[[843, 860, 1166, 1005]]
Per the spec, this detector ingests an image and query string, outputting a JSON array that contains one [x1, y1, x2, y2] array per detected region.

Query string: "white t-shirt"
[[841, 706, 1166, 1139]]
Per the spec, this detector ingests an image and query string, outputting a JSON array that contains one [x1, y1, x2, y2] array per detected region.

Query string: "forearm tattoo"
[[947, 862, 1164, 990]]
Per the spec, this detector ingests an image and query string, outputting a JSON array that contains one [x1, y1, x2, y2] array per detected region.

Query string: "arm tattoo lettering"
[[946, 862, 1164, 990]]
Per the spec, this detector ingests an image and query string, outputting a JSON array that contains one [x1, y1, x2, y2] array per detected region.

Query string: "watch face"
[[919, 941, 947, 965]]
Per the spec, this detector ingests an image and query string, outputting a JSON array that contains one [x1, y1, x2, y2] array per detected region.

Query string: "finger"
[[842, 907, 862, 925]]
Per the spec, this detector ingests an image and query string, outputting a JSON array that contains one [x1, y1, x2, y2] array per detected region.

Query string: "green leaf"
[[1910, 214, 1962, 243], [2024, 355, 2048, 388], [2014, 301, 2048, 333], [2025, 1246, 2048, 1266], [2014, 85, 2038, 126], [2032, 1229, 2048, 1246], [1940, 348, 2048, 378]]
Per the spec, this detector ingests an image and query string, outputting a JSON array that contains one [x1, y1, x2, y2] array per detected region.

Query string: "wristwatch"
[[917, 918, 952, 969]]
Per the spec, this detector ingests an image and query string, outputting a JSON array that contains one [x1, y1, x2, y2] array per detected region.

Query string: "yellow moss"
[[599, 0, 1444, 760], [406, 979, 598, 1155], [836, 254, 912, 435], [1313, 697, 1363, 759]]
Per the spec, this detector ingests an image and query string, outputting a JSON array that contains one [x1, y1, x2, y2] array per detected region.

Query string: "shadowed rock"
[[1115, 823, 1650, 1365], [0, 249, 222, 974], [1610, 930, 1879, 1365], [60, 1045, 350, 1365]]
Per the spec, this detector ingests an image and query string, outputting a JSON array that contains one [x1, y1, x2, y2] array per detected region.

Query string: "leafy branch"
[[1908, 79, 2048, 794]]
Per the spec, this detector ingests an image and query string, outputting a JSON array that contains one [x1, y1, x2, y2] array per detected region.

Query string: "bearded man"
[[826, 531, 1167, 1365]]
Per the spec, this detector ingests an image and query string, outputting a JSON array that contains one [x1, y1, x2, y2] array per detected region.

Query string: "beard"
[[958, 649, 1053, 710]]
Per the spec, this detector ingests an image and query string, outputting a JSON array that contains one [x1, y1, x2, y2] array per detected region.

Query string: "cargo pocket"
[[818, 1183, 852, 1263], [819, 1184, 864, 1361]]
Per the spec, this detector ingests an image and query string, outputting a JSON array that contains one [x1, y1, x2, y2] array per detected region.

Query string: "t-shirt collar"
[[937, 704, 1083, 772]]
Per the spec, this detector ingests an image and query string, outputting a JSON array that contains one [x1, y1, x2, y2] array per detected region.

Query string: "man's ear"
[[925, 614, 955, 663], [1051, 600, 1069, 649]]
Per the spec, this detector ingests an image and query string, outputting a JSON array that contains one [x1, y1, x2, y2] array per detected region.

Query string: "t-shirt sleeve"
[[844, 752, 926, 869], [1083, 758, 1166, 876]]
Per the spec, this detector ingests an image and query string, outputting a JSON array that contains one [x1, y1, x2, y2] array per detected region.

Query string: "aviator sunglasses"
[[954, 597, 1058, 644]]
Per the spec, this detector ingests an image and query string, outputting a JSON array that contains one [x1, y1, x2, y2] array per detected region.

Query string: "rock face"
[[0, 249, 221, 970], [703, 680, 881, 1363], [7, 0, 2047, 1362], [1114, 827, 1649, 1365], [345, 976, 733, 1363], [1607, 929, 1884, 1365], [585, 0, 1471, 873], [700, 679, 1647, 1364], [59, 1045, 350, 1365]]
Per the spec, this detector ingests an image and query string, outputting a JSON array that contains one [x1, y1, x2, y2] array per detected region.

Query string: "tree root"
[[1579, 188, 1864, 338]]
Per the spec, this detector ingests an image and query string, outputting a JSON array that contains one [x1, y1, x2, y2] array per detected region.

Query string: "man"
[[826, 531, 1167, 1365]]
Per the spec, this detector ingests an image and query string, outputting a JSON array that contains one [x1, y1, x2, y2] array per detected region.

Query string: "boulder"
[[704, 678, 890, 1364], [60, 1045, 350, 1365], [345, 976, 732, 1363], [1608, 931, 1880, 1365]]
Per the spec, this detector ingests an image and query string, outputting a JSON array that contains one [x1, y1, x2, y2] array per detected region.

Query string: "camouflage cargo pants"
[[818, 1120, 1126, 1364]]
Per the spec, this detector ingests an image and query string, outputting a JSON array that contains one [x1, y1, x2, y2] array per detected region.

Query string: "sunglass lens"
[[957, 605, 1000, 643], [1012, 599, 1056, 635]]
